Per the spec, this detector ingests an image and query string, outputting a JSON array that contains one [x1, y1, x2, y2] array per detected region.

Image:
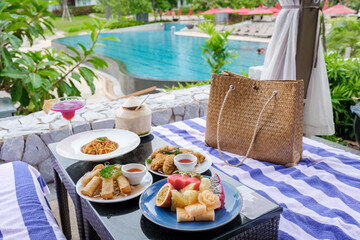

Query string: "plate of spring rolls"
[[76, 164, 153, 203], [139, 178, 242, 231]]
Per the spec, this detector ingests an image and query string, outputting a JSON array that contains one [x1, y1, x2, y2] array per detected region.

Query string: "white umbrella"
[[260, 0, 334, 136]]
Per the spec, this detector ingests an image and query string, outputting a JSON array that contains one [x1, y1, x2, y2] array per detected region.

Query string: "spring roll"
[[93, 183, 102, 196], [117, 175, 131, 194], [194, 210, 215, 221], [81, 176, 102, 197], [176, 208, 194, 222], [81, 169, 101, 187], [92, 164, 104, 172], [101, 177, 114, 199]]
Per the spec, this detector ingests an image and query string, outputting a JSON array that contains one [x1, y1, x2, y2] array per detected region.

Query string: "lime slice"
[[43, 99, 58, 114]]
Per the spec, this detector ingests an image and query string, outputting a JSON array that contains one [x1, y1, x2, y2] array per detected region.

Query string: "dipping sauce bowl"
[[122, 163, 146, 185], [174, 153, 197, 172]]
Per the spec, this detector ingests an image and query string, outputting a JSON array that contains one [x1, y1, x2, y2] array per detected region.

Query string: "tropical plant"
[[0, 0, 118, 114], [324, 53, 360, 140], [198, 22, 238, 74], [326, 18, 360, 58]]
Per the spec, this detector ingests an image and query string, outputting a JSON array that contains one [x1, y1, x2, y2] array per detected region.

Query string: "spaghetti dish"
[[81, 137, 118, 155]]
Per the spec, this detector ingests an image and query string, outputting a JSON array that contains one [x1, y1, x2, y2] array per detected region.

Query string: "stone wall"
[[0, 86, 210, 182]]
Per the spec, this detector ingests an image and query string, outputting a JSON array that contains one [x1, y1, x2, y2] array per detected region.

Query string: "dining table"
[[49, 116, 360, 239]]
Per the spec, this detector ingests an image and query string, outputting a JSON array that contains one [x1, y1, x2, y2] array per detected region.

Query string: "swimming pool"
[[55, 24, 267, 81]]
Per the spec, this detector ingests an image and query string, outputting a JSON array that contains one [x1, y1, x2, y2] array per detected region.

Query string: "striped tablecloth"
[[0, 161, 65, 240], [154, 117, 360, 240]]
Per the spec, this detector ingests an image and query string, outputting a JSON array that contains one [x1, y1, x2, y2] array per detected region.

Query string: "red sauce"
[[127, 168, 143, 172], [178, 159, 193, 163]]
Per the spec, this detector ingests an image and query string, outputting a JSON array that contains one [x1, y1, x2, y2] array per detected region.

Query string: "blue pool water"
[[56, 24, 267, 81]]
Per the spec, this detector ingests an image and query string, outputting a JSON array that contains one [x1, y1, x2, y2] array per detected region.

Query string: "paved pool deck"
[[175, 31, 272, 43]]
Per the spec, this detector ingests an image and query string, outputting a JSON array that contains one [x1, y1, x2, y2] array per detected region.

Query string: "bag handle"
[[217, 85, 278, 167]]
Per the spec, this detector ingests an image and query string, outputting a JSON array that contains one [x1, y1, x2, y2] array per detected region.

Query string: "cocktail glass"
[[51, 96, 86, 134]]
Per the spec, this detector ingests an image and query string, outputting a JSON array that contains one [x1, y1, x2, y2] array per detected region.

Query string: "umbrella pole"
[[296, 0, 320, 98]]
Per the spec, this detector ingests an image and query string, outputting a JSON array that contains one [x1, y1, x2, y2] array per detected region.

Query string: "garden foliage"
[[198, 22, 238, 74], [0, 0, 118, 113], [325, 53, 360, 140], [326, 18, 360, 58]]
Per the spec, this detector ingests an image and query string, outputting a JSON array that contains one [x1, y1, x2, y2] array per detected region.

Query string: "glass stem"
[[68, 120, 73, 135]]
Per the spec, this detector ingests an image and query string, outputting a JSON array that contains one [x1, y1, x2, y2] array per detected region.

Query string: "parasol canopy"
[[257, 3, 268, 9], [234, 7, 251, 15], [248, 8, 273, 15], [218, 7, 236, 14], [323, 3, 356, 14], [268, 7, 280, 13], [275, 2, 281, 9], [323, 0, 329, 10], [271, 12, 279, 17], [202, 8, 219, 14]]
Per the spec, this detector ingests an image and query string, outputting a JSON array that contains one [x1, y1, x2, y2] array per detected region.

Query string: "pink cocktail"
[[52, 100, 85, 120], [51, 97, 86, 134]]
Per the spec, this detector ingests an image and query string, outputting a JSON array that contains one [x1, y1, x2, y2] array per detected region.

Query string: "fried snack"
[[180, 148, 194, 154], [163, 155, 176, 175], [81, 176, 102, 197], [150, 146, 177, 159], [101, 177, 114, 199], [92, 164, 104, 172], [117, 175, 131, 194], [81, 169, 101, 187], [150, 153, 167, 171], [193, 152, 206, 164]]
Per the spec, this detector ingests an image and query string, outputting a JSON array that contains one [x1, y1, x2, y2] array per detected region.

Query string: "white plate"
[[145, 152, 213, 177], [56, 129, 140, 162], [139, 127, 153, 138], [76, 171, 153, 203]]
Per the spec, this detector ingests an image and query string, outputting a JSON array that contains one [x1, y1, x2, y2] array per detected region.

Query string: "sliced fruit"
[[179, 183, 195, 194], [182, 190, 198, 206], [171, 189, 186, 211], [199, 178, 211, 192], [155, 183, 174, 208], [184, 177, 201, 190], [210, 173, 225, 210], [43, 99, 58, 114]]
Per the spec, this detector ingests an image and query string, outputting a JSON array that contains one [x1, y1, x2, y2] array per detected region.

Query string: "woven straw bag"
[[205, 71, 304, 167]]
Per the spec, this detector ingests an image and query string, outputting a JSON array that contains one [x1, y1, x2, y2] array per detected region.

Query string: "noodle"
[[82, 137, 118, 155]]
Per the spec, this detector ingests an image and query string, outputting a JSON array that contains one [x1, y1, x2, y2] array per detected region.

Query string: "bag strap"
[[217, 85, 278, 167]]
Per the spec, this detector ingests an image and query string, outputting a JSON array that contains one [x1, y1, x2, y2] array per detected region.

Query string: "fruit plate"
[[76, 171, 153, 203], [145, 152, 213, 177], [139, 178, 242, 231]]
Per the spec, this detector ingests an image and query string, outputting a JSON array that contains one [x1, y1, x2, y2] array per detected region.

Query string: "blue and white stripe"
[[0, 161, 65, 240], [154, 117, 360, 239]]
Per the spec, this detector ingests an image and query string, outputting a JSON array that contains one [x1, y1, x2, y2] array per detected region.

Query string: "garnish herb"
[[175, 151, 183, 155], [100, 164, 120, 178], [97, 137, 106, 141], [161, 147, 180, 154], [146, 158, 152, 164]]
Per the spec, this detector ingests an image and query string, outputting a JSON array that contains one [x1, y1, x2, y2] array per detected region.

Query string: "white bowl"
[[122, 163, 147, 185], [174, 153, 197, 172]]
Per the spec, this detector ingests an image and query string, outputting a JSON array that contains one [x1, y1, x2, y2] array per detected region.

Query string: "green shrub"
[[70, 6, 94, 16], [198, 22, 238, 74], [203, 14, 215, 21], [105, 20, 146, 29], [180, 7, 190, 15], [326, 18, 360, 58], [325, 53, 360, 140]]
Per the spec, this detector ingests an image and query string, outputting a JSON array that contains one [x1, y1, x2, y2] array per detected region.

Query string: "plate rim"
[[139, 178, 242, 231], [145, 151, 213, 177], [56, 129, 141, 162], [76, 170, 153, 203], [139, 127, 153, 138]]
